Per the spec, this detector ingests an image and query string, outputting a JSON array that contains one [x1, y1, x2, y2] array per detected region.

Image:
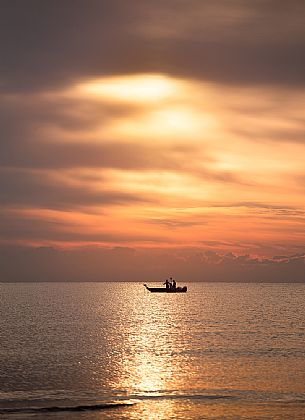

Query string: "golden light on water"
[[111, 291, 189, 393], [103, 290, 191, 419], [87, 283, 305, 419]]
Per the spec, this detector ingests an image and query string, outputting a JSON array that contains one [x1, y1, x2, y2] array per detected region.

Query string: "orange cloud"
[[0, 73, 304, 257]]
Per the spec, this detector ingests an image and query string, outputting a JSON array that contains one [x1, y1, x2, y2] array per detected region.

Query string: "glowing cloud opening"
[[76, 73, 181, 104]]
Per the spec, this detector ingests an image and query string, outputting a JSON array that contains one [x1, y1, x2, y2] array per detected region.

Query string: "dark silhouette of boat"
[[144, 284, 187, 293]]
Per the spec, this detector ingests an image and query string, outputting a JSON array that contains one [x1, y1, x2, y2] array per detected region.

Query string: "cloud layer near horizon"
[[0, 0, 305, 274], [1, 245, 304, 283]]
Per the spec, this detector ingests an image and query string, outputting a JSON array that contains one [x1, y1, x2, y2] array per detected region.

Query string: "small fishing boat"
[[144, 283, 187, 293]]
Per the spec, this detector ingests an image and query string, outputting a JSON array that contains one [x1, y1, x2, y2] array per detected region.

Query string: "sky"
[[1, 0, 305, 281]]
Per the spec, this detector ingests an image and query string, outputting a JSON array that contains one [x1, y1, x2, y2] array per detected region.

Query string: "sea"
[[0, 282, 304, 419]]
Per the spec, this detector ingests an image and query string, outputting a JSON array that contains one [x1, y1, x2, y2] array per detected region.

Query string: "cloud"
[[0, 137, 203, 171], [0, 244, 304, 282], [0, 0, 305, 92], [0, 1, 304, 257], [0, 169, 145, 210], [145, 202, 305, 231], [0, 89, 251, 186], [213, 202, 305, 219], [0, 211, 165, 244]]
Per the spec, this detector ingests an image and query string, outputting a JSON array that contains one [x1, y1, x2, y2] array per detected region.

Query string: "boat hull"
[[144, 285, 187, 293]]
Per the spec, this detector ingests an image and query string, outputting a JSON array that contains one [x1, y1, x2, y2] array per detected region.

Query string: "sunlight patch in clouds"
[[76, 73, 180, 104], [73, 73, 216, 142], [1, 72, 305, 255], [107, 106, 210, 141]]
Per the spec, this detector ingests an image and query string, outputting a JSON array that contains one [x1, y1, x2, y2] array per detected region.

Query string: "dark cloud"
[[0, 211, 163, 244], [0, 169, 145, 210], [0, 93, 249, 184], [0, 0, 157, 92], [0, 0, 304, 92], [0, 93, 252, 187], [0, 245, 304, 282], [0, 92, 207, 172], [0, 92, 141, 150], [211, 202, 305, 220], [0, 137, 199, 171], [143, 203, 305, 232], [1, 131, 248, 185], [146, 218, 208, 229]]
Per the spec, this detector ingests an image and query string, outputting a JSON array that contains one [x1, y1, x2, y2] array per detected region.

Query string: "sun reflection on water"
[[118, 293, 188, 419], [106, 287, 191, 400]]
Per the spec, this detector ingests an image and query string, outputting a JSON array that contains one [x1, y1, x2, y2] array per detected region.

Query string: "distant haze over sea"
[[1, 245, 304, 283]]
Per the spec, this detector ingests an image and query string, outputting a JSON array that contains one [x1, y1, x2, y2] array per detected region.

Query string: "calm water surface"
[[0, 282, 305, 419]]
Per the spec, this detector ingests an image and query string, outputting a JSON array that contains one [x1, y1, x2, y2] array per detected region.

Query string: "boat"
[[144, 283, 187, 293]]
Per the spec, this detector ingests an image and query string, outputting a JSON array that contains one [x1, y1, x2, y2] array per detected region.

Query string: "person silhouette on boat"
[[169, 277, 176, 290], [164, 278, 171, 289]]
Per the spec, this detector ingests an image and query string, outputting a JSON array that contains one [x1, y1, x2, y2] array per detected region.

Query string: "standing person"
[[164, 278, 170, 289], [172, 278, 176, 290]]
